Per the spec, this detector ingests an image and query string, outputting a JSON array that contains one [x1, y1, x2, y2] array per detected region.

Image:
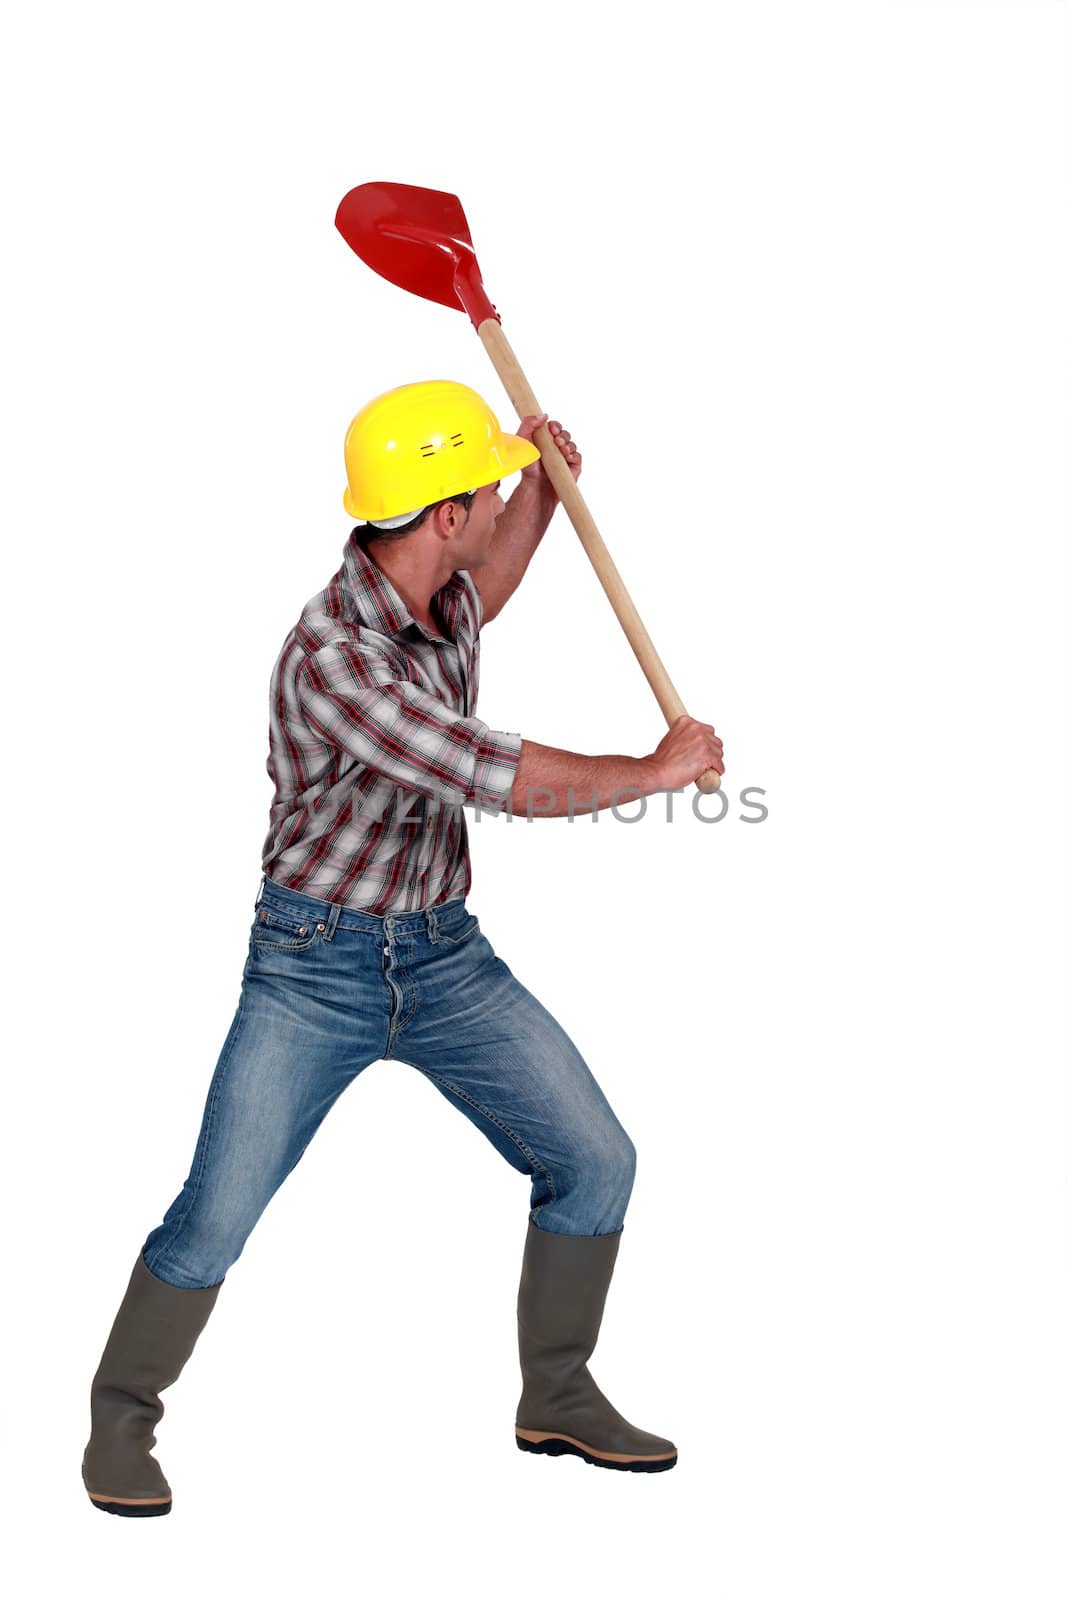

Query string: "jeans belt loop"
[[323, 900, 342, 942], [426, 907, 440, 944], [254, 876, 265, 910]]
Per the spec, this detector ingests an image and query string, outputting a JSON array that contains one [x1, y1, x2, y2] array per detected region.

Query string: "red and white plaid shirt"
[[260, 531, 523, 912]]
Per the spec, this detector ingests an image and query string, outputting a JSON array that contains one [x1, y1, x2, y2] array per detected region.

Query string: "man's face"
[[452, 480, 503, 568]]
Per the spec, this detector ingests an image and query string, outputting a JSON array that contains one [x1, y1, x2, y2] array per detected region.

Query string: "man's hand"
[[644, 716, 725, 790], [516, 414, 582, 489]]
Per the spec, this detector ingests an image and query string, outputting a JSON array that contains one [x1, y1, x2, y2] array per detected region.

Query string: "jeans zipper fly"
[[383, 920, 403, 1055]]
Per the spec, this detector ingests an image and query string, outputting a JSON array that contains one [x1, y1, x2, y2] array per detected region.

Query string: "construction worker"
[[81, 379, 725, 1513]]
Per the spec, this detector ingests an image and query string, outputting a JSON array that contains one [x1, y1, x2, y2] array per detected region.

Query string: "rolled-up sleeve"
[[297, 647, 522, 810]]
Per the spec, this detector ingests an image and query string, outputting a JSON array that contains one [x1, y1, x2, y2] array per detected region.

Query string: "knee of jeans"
[[579, 1129, 637, 1202], [618, 1132, 638, 1199], [608, 1129, 637, 1187]]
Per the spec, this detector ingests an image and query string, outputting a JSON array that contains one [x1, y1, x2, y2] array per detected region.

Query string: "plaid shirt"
[[259, 531, 523, 912]]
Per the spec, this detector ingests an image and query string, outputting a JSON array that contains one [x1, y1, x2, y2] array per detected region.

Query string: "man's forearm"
[[506, 739, 660, 818], [484, 478, 557, 607]]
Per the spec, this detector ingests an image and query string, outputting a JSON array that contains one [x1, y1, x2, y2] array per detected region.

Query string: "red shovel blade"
[[335, 181, 499, 330]]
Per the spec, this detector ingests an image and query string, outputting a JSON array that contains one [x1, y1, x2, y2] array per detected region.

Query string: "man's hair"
[[355, 490, 475, 550]]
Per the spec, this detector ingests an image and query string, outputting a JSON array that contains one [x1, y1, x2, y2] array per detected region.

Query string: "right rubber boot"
[[81, 1254, 222, 1516], [514, 1219, 678, 1472]]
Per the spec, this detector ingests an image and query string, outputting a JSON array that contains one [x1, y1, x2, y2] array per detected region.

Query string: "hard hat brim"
[[495, 432, 541, 480], [344, 430, 542, 522]]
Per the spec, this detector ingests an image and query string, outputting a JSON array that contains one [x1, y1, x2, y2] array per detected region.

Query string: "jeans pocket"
[[438, 912, 480, 947], [251, 905, 324, 953]]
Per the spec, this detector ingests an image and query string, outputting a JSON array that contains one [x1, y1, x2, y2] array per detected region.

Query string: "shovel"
[[335, 180, 720, 794]]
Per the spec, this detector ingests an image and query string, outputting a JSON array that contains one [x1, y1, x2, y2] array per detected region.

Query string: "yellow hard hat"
[[342, 379, 541, 523]]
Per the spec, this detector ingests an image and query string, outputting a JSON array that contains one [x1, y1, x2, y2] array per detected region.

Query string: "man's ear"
[[431, 500, 467, 543]]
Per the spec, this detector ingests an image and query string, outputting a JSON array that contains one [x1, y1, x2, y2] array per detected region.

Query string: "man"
[[81, 379, 725, 1514]]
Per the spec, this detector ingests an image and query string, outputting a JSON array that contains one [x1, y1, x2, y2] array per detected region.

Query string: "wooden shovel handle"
[[478, 316, 720, 794]]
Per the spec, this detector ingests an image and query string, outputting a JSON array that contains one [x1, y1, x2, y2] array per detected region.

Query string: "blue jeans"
[[142, 877, 637, 1289]]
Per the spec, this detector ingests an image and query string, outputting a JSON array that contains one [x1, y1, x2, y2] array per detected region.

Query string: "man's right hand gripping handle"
[[644, 715, 725, 792], [506, 718, 725, 818]]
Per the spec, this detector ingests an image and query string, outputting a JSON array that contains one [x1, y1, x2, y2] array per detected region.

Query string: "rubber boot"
[[515, 1218, 678, 1472], [81, 1254, 222, 1516]]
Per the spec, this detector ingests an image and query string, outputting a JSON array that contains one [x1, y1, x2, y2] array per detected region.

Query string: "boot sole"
[[88, 1494, 172, 1516], [516, 1428, 677, 1472]]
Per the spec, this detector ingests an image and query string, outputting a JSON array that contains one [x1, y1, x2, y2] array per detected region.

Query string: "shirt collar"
[[340, 531, 467, 645]]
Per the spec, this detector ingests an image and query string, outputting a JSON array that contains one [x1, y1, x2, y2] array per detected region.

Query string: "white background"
[[3, 1, 1065, 1595]]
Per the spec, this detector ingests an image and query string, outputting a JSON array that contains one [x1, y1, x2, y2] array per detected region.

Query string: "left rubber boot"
[[81, 1254, 222, 1515], [515, 1218, 678, 1472]]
